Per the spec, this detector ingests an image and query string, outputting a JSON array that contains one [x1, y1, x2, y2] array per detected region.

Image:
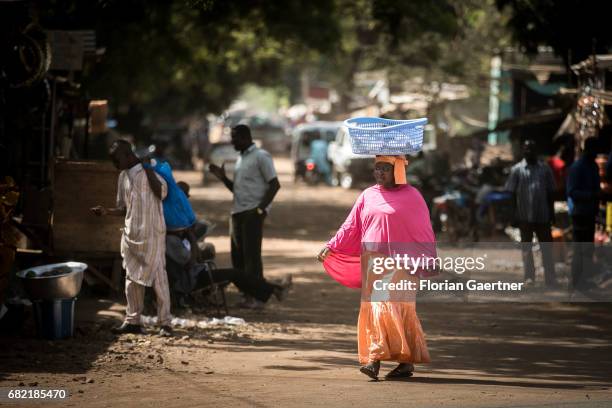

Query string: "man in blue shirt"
[[567, 137, 601, 290]]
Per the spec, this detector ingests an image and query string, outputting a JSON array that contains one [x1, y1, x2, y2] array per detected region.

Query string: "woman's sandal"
[[384, 363, 414, 380], [359, 360, 380, 380]]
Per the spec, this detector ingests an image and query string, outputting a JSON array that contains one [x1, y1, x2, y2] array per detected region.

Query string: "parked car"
[[201, 142, 239, 185], [247, 115, 291, 154], [211, 111, 290, 154], [327, 126, 374, 189], [290, 122, 341, 182]]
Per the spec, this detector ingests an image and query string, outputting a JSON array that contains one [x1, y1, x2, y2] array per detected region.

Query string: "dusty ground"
[[1, 157, 612, 408]]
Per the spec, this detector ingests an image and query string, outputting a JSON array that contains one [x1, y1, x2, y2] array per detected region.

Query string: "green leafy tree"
[[37, 0, 340, 117], [35, 0, 512, 123]]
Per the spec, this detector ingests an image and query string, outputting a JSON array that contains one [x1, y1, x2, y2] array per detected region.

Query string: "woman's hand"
[[317, 247, 330, 263]]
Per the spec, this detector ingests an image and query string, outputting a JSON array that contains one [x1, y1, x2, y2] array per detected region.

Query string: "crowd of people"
[[91, 124, 292, 337], [89, 124, 610, 381], [506, 137, 610, 291]]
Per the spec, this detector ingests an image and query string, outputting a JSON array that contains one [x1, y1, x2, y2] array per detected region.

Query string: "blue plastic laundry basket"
[[343, 117, 427, 155]]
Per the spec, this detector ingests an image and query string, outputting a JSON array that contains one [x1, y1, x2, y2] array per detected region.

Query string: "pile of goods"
[[24, 266, 72, 278]]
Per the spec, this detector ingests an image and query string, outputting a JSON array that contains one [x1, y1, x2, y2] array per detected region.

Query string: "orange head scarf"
[[375, 155, 408, 184]]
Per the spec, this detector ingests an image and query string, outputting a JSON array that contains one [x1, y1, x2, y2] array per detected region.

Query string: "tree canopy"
[[37, 0, 340, 115], [31, 0, 527, 119]]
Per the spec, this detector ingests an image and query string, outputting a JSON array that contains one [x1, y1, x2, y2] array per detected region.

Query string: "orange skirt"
[[357, 301, 431, 365]]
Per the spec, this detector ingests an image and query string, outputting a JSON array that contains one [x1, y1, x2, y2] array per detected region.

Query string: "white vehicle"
[[201, 142, 239, 185], [290, 121, 341, 182], [327, 126, 375, 189]]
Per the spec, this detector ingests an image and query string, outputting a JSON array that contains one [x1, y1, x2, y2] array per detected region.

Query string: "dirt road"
[[2, 157, 612, 407]]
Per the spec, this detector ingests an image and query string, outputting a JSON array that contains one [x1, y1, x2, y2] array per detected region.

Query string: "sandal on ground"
[[359, 360, 380, 380], [385, 363, 414, 379]]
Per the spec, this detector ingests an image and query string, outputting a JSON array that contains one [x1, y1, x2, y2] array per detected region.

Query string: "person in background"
[[209, 124, 291, 309], [176, 181, 210, 239], [0, 177, 21, 332], [547, 152, 565, 200], [91, 139, 173, 336], [606, 147, 612, 182], [166, 227, 277, 312], [177, 181, 191, 198], [567, 137, 601, 290], [177, 180, 223, 267], [505, 139, 557, 288], [547, 135, 575, 200], [309, 138, 332, 185], [606, 147, 612, 234]]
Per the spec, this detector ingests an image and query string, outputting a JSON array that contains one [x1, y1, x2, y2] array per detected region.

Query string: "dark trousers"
[[571, 215, 596, 288], [195, 266, 236, 289], [230, 209, 276, 302], [519, 222, 556, 284]]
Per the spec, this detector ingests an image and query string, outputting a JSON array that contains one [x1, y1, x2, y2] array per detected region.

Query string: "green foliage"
[[38, 0, 340, 116], [36, 0, 512, 119], [299, 0, 509, 108]]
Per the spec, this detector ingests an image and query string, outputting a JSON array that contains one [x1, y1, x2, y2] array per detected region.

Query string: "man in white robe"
[[92, 139, 172, 336]]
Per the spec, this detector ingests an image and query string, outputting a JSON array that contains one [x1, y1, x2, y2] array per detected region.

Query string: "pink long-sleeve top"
[[323, 184, 436, 288]]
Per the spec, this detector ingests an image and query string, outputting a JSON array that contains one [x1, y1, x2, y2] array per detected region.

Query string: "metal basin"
[[17, 262, 87, 300]]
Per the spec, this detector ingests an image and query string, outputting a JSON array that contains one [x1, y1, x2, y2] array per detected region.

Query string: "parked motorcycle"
[[432, 188, 479, 243], [303, 158, 321, 185], [431, 166, 514, 242]]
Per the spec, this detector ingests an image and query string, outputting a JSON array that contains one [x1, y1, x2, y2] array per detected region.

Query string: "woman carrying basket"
[[318, 150, 435, 380]]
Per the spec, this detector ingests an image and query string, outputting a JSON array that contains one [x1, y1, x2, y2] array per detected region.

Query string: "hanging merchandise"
[[573, 56, 606, 148], [575, 87, 604, 141]]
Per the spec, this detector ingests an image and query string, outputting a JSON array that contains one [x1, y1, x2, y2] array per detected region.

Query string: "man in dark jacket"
[[567, 137, 601, 290]]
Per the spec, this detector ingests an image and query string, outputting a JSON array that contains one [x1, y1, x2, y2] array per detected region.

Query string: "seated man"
[[177, 181, 211, 241], [165, 230, 232, 309], [170, 181, 290, 310], [166, 231, 287, 309]]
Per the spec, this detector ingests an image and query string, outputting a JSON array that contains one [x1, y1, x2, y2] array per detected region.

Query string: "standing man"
[[567, 137, 601, 290], [209, 124, 291, 309], [606, 146, 612, 182], [92, 139, 173, 336], [506, 139, 557, 288]]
